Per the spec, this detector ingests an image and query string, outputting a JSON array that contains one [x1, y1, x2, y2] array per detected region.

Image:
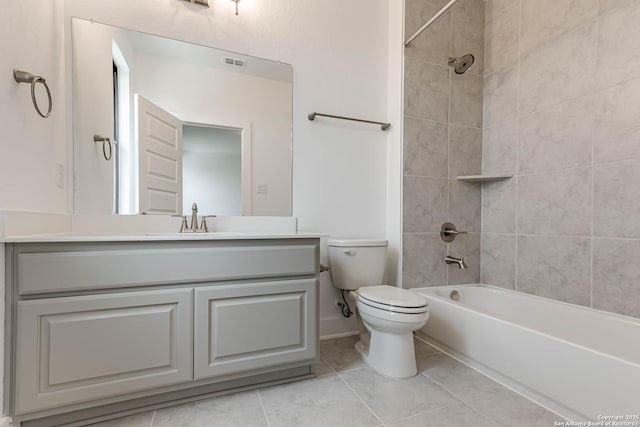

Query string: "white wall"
[[0, 1, 67, 213], [64, 0, 392, 336]]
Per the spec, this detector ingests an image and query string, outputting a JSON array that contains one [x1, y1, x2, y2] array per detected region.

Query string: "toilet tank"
[[327, 239, 388, 290]]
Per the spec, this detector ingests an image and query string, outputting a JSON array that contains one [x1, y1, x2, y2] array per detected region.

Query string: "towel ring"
[[13, 70, 53, 118], [93, 135, 114, 161]]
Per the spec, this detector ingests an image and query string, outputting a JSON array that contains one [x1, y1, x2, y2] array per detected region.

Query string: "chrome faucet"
[[191, 202, 199, 230], [445, 255, 468, 269], [173, 202, 216, 233]]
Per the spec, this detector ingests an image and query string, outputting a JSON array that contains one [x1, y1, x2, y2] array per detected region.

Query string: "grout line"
[[591, 156, 640, 167], [256, 389, 272, 427], [404, 174, 449, 180], [332, 365, 369, 375], [460, 401, 503, 427], [485, 1, 519, 26], [446, 7, 453, 286], [481, 232, 640, 241], [514, 0, 522, 292], [516, 164, 593, 178], [403, 114, 483, 130], [405, 54, 458, 72], [420, 370, 493, 405], [590, 0, 600, 310], [379, 400, 463, 426], [337, 374, 385, 426], [496, 233, 590, 239], [317, 354, 337, 376], [480, 0, 487, 285]]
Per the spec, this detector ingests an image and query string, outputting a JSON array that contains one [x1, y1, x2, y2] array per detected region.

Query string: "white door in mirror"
[[136, 95, 183, 215]]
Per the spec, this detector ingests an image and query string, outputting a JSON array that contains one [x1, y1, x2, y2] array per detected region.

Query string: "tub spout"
[[445, 255, 467, 269]]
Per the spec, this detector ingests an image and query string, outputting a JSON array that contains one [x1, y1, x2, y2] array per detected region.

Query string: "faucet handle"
[[440, 222, 467, 242], [172, 215, 189, 232], [201, 215, 217, 232]]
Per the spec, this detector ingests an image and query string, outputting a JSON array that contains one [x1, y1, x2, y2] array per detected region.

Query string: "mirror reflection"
[[72, 18, 293, 216]]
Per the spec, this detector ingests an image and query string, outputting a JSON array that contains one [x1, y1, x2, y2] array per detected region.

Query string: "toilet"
[[327, 238, 429, 379]]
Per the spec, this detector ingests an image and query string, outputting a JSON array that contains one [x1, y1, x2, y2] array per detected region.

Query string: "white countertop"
[[0, 211, 329, 243], [4, 232, 326, 243]]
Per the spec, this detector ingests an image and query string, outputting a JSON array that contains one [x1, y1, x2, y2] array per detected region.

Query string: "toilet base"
[[355, 330, 418, 379]]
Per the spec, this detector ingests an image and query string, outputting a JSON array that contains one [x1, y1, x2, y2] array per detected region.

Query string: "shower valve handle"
[[440, 222, 467, 242]]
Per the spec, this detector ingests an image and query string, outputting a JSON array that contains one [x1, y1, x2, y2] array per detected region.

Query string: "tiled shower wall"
[[402, 0, 486, 288], [481, 0, 640, 318]]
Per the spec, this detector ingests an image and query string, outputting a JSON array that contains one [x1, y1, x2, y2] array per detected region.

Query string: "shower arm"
[[404, 0, 459, 48]]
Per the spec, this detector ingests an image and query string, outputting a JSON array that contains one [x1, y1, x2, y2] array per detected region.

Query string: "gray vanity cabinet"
[[14, 288, 193, 415], [194, 278, 316, 379], [5, 238, 319, 426]]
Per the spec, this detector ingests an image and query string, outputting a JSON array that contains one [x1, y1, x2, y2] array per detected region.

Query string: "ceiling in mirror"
[[71, 18, 293, 216]]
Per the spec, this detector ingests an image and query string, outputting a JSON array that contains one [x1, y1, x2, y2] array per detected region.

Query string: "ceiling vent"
[[223, 57, 246, 68]]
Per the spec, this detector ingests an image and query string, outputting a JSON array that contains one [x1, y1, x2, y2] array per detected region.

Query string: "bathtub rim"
[[411, 283, 640, 369]]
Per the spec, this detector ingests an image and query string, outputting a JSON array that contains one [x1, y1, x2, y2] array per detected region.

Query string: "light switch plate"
[[56, 163, 65, 189]]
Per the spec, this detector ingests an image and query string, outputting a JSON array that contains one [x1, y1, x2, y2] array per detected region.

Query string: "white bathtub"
[[412, 284, 640, 422]]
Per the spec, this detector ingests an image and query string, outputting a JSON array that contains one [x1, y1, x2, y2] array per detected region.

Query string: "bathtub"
[[412, 284, 640, 422]]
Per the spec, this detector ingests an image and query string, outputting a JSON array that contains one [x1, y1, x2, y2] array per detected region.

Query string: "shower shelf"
[[457, 175, 513, 183]]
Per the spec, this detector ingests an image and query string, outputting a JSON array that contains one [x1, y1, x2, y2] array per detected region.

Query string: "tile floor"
[[91, 335, 561, 427]]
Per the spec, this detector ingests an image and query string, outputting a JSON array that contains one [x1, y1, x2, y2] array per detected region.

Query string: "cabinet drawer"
[[15, 289, 192, 415], [16, 241, 318, 294], [194, 279, 317, 380]]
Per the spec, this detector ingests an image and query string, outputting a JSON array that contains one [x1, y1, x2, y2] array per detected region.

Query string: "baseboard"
[[319, 316, 357, 340]]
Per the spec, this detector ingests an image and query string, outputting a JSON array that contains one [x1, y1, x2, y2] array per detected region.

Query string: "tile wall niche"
[[481, 0, 640, 318], [402, 0, 486, 288]]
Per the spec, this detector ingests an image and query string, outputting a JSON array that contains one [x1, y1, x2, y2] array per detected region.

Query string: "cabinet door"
[[194, 279, 317, 380], [15, 289, 192, 415]]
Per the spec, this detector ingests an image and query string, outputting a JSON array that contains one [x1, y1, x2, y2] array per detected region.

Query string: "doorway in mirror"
[[183, 125, 243, 216]]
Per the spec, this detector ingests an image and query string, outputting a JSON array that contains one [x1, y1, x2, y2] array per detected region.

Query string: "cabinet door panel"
[[15, 289, 192, 415], [194, 279, 317, 380]]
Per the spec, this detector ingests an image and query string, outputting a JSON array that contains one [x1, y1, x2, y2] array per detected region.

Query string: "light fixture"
[[231, 0, 240, 15]]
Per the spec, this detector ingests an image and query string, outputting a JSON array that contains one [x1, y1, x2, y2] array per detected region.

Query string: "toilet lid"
[[358, 285, 428, 309]]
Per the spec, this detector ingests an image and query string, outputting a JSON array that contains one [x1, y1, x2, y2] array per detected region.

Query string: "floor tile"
[[319, 335, 365, 372], [419, 354, 505, 401], [312, 356, 336, 377], [340, 367, 458, 423], [88, 412, 152, 427], [259, 375, 380, 427], [467, 388, 561, 427], [90, 337, 558, 427], [152, 390, 267, 427], [414, 337, 441, 358], [386, 403, 498, 427]]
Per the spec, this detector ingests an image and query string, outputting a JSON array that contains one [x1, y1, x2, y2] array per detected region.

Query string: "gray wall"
[[402, 0, 486, 288], [481, 0, 640, 318]]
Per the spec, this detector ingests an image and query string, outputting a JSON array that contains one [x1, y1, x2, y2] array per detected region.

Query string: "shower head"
[[448, 54, 475, 74]]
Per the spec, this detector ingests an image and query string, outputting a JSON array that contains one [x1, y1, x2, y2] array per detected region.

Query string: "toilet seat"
[[357, 285, 428, 314]]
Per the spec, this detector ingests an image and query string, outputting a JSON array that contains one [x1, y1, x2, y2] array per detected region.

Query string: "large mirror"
[[71, 18, 293, 216]]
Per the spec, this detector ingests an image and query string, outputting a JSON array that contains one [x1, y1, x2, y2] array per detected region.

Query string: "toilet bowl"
[[327, 239, 429, 378]]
